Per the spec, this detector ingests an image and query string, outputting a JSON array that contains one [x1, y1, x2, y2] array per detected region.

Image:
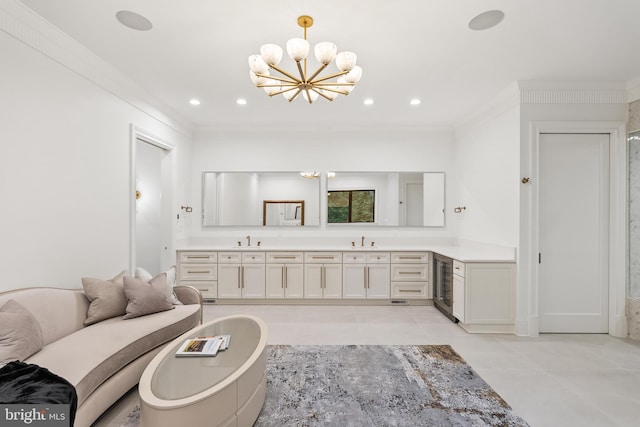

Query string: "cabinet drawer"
[[180, 264, 217, 281], [343, 252, 367, 263], [242, 252, 265, 263], [367, 252, 390, 263], [391, 282, 428, 299], [267, 252, 303, 263], [453, 260, 465, 277], [304, 252, 342, 263], [180, 280, 217, 299], [391, 264, 428, 281], [218, 252, 243, 263], [179, 251, 217, 263], [391, 252, 428, 263]]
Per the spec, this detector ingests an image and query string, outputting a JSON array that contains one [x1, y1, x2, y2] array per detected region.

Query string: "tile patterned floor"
[[94, 305, 640, 427]]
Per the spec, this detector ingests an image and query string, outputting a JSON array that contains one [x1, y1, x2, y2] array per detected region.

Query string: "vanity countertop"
[[176, 240, 516, 263]]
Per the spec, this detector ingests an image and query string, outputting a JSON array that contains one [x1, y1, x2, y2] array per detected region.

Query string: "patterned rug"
[[122, 345, 528, 426]]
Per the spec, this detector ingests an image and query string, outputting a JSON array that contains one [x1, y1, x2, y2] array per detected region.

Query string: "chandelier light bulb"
[[260, 44, 283, 66], [286, 38, 310, 61], [314, 42, 337, 64], [249, 15, 361, 103], [335, 51, 357, 72], [248, 55, 269, 74]]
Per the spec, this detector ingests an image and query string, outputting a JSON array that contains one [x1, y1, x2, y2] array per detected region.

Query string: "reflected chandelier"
[[248, 15, 362, 104]]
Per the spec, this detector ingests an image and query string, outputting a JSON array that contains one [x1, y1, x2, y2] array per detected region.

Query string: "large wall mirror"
[[202, 172, 320, 227], [327, 172, 445, 226]]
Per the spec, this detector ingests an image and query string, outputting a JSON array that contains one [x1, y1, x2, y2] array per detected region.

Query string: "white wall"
[[454, 104, 521, 247], [187, 128, 456, 244], [0, 9, 193, 289]]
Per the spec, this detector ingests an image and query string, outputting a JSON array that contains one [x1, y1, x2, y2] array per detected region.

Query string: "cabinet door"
[[453, 273, 465, 322], [366, 264, 390, 298], [266, 264, 285, 298], [343, 264, 366, 298], [242, 264, 265, 298], [323, 265, 343, 299], [304, 264, 323, 299], [283, 264, 304, 298], [218, 264, 242, 298]]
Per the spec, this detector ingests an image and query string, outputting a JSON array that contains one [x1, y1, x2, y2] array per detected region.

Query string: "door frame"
[[520, 120, 627, 337], [129, 124, 175, 274]]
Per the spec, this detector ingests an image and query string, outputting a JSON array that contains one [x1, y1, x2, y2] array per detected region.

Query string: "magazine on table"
[[175, 336, 225, 357]]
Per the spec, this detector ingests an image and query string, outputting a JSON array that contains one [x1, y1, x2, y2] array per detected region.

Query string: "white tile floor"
[[94, 305, 640, 427]]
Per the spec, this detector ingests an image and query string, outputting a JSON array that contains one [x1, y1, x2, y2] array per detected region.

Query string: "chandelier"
[[248, 15, 362, 104]]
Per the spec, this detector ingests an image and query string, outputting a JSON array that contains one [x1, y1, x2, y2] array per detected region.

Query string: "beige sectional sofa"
[[0, 284, 202, 427]]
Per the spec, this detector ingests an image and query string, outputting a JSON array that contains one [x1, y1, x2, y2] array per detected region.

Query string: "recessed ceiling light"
[[115, 11, 153, 31], [363, 98, 374, 106], [236, 98, 247, 105], [189, 99, 201, 106], [410, 98, 421, 106], [468, 10, 504, 31]]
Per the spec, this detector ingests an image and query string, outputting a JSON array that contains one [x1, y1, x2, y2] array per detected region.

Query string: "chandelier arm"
[[288, 88, 303, 102], [255, 73, 297, 85], [312, 86, 349, 95], [310, 87, 335, 102], [304, 89, 314, 104], [305, 63, 329, 83], [295, 61, 307, 83], [268, 86, 301, 97], [309, 70, 350, 84], [268, 64, 303, 84]]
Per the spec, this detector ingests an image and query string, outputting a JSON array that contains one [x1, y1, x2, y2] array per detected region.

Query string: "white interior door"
[[404, 181, 424, 226], [538, 133, 609, 333]]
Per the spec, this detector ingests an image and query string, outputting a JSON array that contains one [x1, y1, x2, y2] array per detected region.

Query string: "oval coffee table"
[[139, 315, 268, 426]]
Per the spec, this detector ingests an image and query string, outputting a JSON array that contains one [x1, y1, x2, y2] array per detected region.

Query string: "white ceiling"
[[17, 0, 640, 131]]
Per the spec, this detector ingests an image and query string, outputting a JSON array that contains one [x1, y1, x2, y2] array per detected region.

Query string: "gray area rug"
[[121, 345, 529, 426]]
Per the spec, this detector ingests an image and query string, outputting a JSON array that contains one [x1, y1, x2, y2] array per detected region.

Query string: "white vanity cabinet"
[[217, 252, 266, 299], [390, 252, 429, 299], [265, 252, 304, 298], [176, 251, 218, 300], [451, 260, 516, 333], [303, 252, 343, 299], [342, 252, 390, 299]]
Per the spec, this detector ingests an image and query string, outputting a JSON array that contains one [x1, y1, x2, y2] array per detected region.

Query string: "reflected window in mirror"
[[326, 172, 445, 227], [328, 190, 375, 223]]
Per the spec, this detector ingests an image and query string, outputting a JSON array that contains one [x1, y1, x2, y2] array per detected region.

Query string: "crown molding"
[[518, 81, 627, 104], [0, 0, 194, 137]]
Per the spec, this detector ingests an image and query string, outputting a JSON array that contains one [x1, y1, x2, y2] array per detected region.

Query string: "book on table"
[[175, 336, 225, 357]]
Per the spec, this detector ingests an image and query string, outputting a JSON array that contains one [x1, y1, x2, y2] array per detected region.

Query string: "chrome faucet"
[[246, 235, 251, 247], [361, 236, 365, 247]]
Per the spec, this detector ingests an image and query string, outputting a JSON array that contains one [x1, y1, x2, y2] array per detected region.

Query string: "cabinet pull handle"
[[187, 270, 210, 274], [398, 256, 422, 260], [365, 267, 369, 289], [274, 256, 297, 259], [237, 266, 242, 288], [321, 266, 325, 289], [284, 266, 288, 289], [399, 289, 422, 293], [186, 255, 210, 259], [312, 256, 335, 259], [398, 271, 421, 275], [200, 288, 209, 292]]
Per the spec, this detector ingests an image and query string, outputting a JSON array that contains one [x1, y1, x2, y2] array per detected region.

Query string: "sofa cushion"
[[25, 304, 200, 405], [0, 300, 44, 364], [135, 266, 182, 305], [82, 271, 128, 325], [123, 275, 174, 319]]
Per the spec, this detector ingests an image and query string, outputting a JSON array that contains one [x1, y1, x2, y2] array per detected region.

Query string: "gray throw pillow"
[[135, 266, 182, 305], [0, 300, 44, 364], [82, 271, 128, 325], [123, 274, 174, 319]]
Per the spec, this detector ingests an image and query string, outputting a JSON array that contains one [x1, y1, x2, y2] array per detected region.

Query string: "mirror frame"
[[263, 200, 305, 226]]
